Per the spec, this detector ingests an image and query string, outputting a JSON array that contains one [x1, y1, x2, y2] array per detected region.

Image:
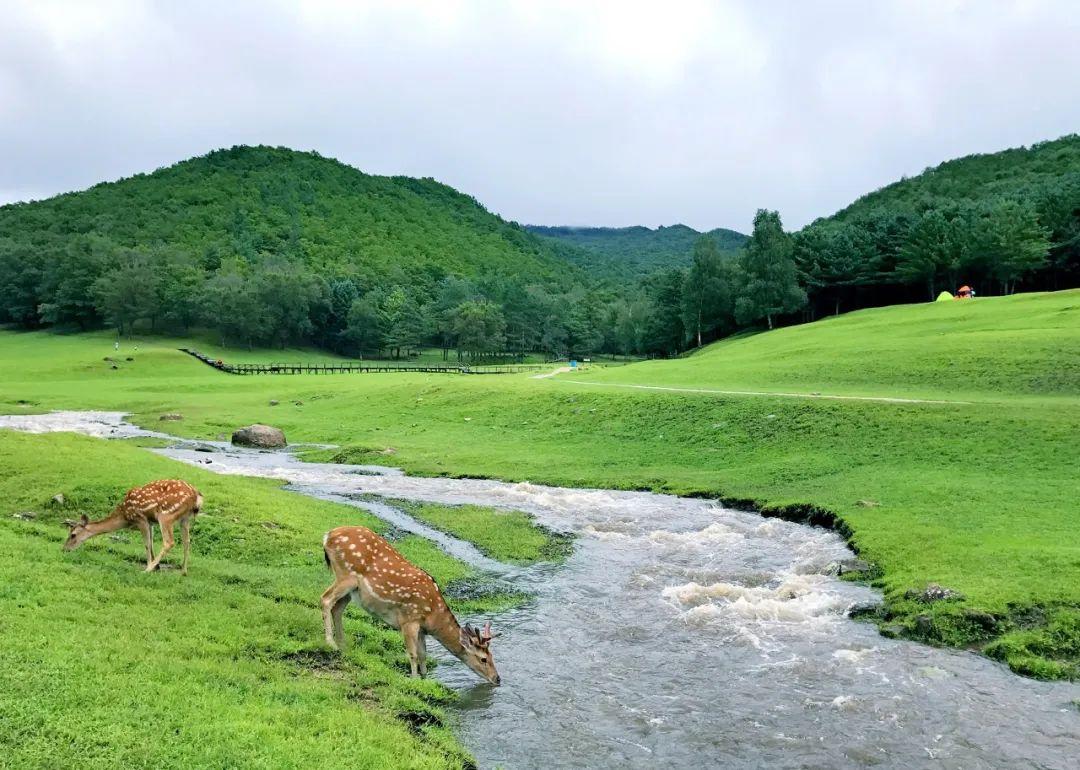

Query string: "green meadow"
[[0, 284, 1077, 770], [0, 430, 534, 768]]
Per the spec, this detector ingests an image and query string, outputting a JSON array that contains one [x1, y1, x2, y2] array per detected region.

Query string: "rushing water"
[[2, 412, 1078, 769]]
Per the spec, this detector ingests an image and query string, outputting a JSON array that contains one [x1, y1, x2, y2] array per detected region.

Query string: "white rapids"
[[1, 411, 1078, 769]]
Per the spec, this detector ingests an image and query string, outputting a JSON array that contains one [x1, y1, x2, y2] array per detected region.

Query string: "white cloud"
[[0, 0, 1077, 230]]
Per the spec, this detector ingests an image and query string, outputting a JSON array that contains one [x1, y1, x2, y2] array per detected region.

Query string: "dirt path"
[[553, 378, 974, 405], [531, 366, 573, 379]]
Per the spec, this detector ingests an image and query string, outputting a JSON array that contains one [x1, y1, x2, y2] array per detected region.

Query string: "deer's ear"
[[80, 514, 89, 526], [459, 627, 474, 648]]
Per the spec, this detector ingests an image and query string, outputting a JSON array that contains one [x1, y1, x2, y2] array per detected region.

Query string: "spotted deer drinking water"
[[321, 525, 502, 685], [63, 479, 203, 574]]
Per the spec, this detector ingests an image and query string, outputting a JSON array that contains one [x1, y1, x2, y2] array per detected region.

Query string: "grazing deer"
[[63, 479, 203, 575], [321, 525, 502, 685]]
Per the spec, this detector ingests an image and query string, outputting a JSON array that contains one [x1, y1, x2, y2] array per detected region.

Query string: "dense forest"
[[2, 136, 1078, 359], [526, 224, 747, 281], [0, 146, 617, 358]]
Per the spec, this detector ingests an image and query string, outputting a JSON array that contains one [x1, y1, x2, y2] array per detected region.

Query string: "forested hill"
[[793, 134, 1080, 316], [0, 145, 572, 285], [526, 224, 747, 279], [0, 145, 599, 353], [831, 134, 1080, 222]]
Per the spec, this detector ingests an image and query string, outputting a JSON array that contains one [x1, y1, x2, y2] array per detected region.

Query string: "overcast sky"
[[1, 1, 1078, 232]]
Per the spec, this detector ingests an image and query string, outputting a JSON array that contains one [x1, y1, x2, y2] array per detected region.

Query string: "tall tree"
[[202, 262, 265, 348], [450, 300, 506, 360], [895, 210, 966, 299], [734, 210, 806, 329], [0, 238, 44, 327], [341, 294, 383, 354], [975, 199, 1050, 293], [643, 269, 686, 356], [680, 235, 730, 347], [91, 250, 162, 336]]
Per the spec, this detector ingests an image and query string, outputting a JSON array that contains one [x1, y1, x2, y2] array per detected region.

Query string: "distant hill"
[[826, 133, 1080, 224], [0, 145, 576, 287], [526, 224, 748, 280], [793, 134, 1080, 314]]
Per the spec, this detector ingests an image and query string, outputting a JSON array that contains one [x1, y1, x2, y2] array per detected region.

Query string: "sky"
[[1, 0, 1078, 232]]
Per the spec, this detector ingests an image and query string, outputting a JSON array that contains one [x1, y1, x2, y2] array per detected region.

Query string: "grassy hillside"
[[0, 431, 521, 768], [575, 291, 1080, 401], [527, 223, 747, 280], [0, 145, 572, 284], [1, 291, 1077, 680]]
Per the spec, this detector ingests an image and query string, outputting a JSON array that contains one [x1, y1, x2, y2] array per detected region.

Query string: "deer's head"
[[62, 515, 92, 551], [459, 621, 501, 685]]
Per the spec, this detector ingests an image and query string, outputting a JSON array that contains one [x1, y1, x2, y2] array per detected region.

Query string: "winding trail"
[[552, 378, 974, 405]]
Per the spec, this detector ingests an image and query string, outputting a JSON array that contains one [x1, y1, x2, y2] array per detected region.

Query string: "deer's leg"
[[135, 518, 154, 569], [402, 621, 424, 678], [180, 515, 192, 576], [146, 517, 176, 572], [321, 581, 353, 649], [417, 630, 428, 677]]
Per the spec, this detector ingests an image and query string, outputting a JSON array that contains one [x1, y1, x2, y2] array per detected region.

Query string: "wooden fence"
[[180, 349, 547, 376]]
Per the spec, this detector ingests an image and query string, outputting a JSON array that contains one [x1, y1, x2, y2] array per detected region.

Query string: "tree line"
[[1, 140, 1078, 359]]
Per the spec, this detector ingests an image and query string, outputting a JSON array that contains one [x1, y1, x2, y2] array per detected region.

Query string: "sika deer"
[[321, 525, 502, 685], [63, 479, 203, 574]]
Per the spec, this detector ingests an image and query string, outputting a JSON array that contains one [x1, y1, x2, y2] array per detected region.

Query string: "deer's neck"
[[426, 607, 467, 659], [87, 512, 130, 538]]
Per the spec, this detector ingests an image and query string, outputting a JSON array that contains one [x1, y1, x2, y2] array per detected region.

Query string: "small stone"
[[12, 511, 36, 521], [193, 444, 216, 453], [110, 364, 119, 370], [50, 493, 66, 506], [269, 400, 279, 406], [293, 400, 304, 406], [464, 417, 472, 422], [125, 356, 134, 362], [846, 602, 881, 618], [856, 499, 881, 508], [159, 413, 183, 421], [905, 583, 965, 603]]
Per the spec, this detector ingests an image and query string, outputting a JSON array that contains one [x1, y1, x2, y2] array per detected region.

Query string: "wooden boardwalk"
[[180, 349, 546, 376]]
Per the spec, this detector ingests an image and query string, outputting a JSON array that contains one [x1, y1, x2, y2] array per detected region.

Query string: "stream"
[[1, 411, 1078, 769]]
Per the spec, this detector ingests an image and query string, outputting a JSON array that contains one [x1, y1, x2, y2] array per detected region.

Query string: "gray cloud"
[[1, 0, 1078, 231]]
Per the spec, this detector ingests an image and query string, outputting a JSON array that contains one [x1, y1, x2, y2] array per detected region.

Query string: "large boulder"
[[231, 424, 287, 449]]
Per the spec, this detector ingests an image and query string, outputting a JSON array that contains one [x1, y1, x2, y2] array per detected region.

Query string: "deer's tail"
[[322, 531, 331, 569]]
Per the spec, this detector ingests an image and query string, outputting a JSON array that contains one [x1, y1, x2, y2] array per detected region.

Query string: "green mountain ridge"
[[828, 133, 1080, 224], [525, 223, 748, 280], [0, 144, 576, 287]]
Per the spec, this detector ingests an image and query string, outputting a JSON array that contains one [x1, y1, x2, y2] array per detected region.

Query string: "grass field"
[[0, 290, 1077, 695], [362, 497, 575, 566], [0, 430, 538, 767]]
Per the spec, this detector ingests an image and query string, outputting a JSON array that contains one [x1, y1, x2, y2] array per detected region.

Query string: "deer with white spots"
[[63, 479, 203, 575], [321, 525, 502, 685]]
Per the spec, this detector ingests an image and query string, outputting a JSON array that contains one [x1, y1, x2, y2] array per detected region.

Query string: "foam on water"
[[2, 411, 1078, 769]]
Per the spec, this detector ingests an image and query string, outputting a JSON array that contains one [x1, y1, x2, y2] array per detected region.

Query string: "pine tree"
[[734, 210, 806, 329]]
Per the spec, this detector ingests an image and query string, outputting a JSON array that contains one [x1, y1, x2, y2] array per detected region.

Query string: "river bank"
[[1, 413, 1078, 768], [1, 295, 1077, 680]]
